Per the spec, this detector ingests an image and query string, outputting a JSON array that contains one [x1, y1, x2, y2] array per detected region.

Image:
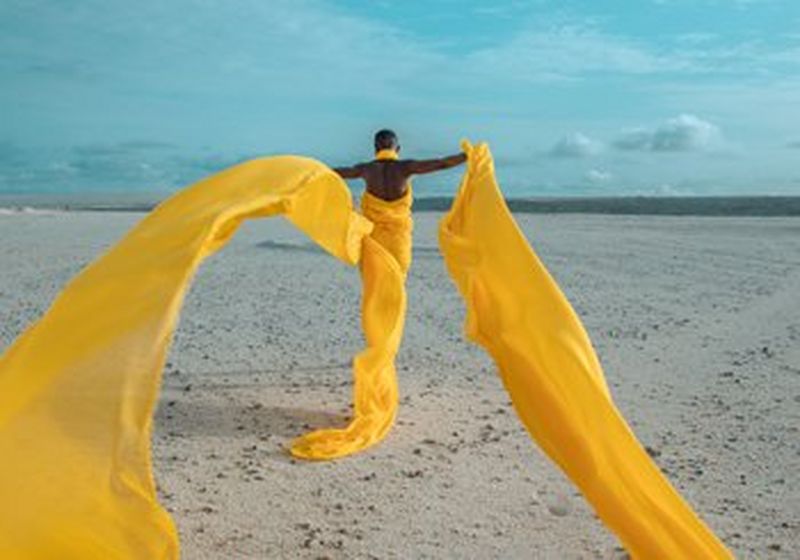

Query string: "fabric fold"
[[439, 140, 732, 559], [0, 156, 373, 559], [290, 175, 413, 459]]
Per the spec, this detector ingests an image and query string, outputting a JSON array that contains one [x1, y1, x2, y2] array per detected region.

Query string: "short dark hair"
[[374, 129, 398, 150]]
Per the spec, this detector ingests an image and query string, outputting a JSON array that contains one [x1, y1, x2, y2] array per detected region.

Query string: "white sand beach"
[[1, 210, 798, 559]]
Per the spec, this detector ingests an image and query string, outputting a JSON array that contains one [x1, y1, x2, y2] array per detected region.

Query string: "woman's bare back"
[[361, 160, 412, 201]]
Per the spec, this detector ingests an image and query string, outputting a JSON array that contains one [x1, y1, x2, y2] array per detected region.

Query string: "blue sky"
[[1, 0, 799, 196]]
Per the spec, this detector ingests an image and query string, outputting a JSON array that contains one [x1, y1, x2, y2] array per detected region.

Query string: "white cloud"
[[614, 114, 722, 152], [550, 132, 602, 158], [466, 25, 686, 82], [0, 0, 444, 106], [461, 21, 800, 84], [585, 169, 613, 182]]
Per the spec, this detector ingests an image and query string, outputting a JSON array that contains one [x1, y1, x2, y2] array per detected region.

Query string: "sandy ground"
[[1, 210, 798, 559]]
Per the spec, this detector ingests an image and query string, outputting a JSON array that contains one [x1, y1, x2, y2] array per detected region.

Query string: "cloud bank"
[[614, 114, 722, 152], [585, 169, 613, 183], [550, 133, 602, 158]]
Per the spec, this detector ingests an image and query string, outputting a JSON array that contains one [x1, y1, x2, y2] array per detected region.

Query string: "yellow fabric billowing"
[[0, 156, 377, 559], [440, 141, 732, 559], [0, 141, 732, 558], [290, 148, 412, 459]]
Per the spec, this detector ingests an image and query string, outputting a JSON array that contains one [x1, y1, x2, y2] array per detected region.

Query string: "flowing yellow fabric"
[[290, 148, 412, 459], [0, 142, 732, 558], [0, 156, 377, 559], [440, 141, 732, 559]]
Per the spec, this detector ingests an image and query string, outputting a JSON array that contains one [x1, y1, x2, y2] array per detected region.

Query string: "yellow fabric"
[[290, 188, 412, 459], [289, 144, 413, 459], [374, 148, 399, 161], [364, 147, 413, 274], [0, 156, 378, 558], [440, 140, 732, 559], [358, 187, 413, 275], [0, 141, 732, 558]]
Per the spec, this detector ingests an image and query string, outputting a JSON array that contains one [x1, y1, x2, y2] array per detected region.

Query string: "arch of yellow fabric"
[[0, 143, 732, 558], [0, 156, 381, 558]]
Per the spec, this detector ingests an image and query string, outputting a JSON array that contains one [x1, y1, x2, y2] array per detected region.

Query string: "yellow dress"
[[290, 148, 412, 460], [0, 142, 732, 559]]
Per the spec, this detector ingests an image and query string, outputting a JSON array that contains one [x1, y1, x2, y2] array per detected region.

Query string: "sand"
[[1, 210, 798, 559]]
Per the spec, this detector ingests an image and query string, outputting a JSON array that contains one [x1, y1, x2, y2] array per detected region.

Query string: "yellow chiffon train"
[[290, 149, 413, 460], [442, 141, 732, 559], [0, 142, 732, 558]]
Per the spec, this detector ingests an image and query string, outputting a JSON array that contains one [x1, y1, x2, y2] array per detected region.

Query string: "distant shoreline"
[[1, 195, 799, 217], [416, 196, 800, 216]]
